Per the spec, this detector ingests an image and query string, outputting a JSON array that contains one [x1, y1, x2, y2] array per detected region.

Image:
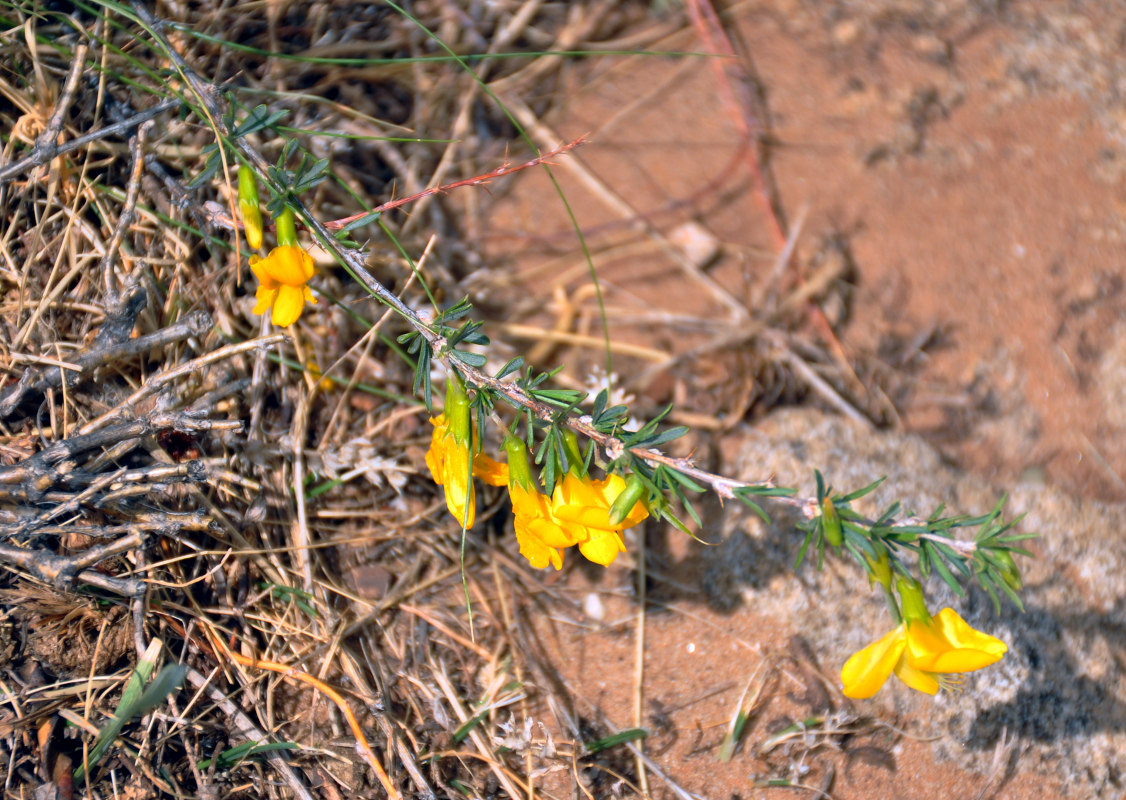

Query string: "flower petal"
[[515, 524, 563, 570], [527, 515, 581, 548], [261, 245, 314, 284], [906, 608, 1007, 673], [893, 654, 940, 695], [271, 283, 307, 326], [577, 528, 625, 566], [441, 444, 475, 527], [841, 625, 907, 699], [553, 503, 616, 530], [252, 285, 277, 315], [510, 486, 576, 547], [473, 453, 509, 486]]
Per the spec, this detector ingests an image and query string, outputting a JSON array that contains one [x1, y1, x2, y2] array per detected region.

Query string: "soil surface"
[[480, 2, 1126, 798]]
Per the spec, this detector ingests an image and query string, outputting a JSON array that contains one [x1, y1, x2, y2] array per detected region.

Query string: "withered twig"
[[79, 333, 288, 435], [0, 511, 213, 540], [0, 411, 234, 488], [0, 533, 144, 596], [181, 666, 317, 800], [0, 98, 179, 184], [32, 460, 208, 526], [0, 310, 213, 418], [101, 123, 152, 302], [0, 42, 90, 187]]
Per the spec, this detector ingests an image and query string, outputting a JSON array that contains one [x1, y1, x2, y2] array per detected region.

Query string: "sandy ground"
[[478, 2, 1126, 797]]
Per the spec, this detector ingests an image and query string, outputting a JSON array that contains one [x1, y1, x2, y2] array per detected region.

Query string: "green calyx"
[[896, 576, 932, 624], [561, 429, 584, 477], [445, 376, 471, 446], [504, 436, 535, 491], [275, 205, 299, 247], [994, 550, 1023, 592], [238, 165, 264, 250], [865, 548, 893, 590]]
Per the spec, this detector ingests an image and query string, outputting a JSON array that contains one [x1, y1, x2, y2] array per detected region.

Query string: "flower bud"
[[608, 474, 647, 526], [865, 548, 893, 589], [238, 165, 263, 250], [561, 429, 585, 477], [821, 495, 842, 547], [994, 550, 1023, 592]]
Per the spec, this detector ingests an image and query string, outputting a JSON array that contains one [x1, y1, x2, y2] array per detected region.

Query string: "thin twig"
[[100, 122, 151, 303], [0, 99, 180, 184], [0, 534, 144, 596], [0, 310, 213, 418]]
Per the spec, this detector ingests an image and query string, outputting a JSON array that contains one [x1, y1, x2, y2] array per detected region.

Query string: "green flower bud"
[[561, 429, 585, 477], [994, 550, 1023, 592], [238, 165, 263, 250], [821, 495, 843, 547], [866, 548, 893, 590], [608, 474, 647, 526]]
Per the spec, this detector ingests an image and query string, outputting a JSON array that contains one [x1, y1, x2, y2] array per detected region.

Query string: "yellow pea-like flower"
[[841, 579, 1007, 698], [504, 437, 572, 570], [551, 472, 649, 567], [425, 378, 508, 529], [250, 245, 316, 327]]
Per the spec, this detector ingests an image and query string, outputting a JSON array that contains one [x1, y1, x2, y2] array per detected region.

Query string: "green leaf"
[[662, 466, 705, 493], [631, 425, 689, 448], [496, 357, 524, 379], [928, 543, 964, 596], [339, 209, 382, 233], [75, 642, 186, 781], [839, 476, 886, 502], [591, 388, 608, 420], [736, 485, 797, 497], [233, 104, 288, 137], [583, 728, 647, 754], [738, 495, 769, 524], [449, 349, 487, 368], [186, 152, 221, 189], [198, 741, 299, 771], [794, 527, 815, 569], [452, 709, 490, 744]]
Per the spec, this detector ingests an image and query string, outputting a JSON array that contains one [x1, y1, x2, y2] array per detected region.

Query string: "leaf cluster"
[[796, 470, 1034, 613]]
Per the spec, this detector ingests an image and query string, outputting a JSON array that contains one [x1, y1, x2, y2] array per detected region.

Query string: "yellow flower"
[[551, 473, 649, 567], [425, 413, 475, 527], [425, 378, 509, 528], [473, 451, 509, 487], [841, 607, 1007, 699], [503, 437, 572, 570], [509, 485, 572, 570], [250, 245, 316, 327]]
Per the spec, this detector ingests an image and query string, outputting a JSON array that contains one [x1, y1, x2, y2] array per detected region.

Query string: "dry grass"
[[0, 2, 905, 799], [0, 3, 698, 798]]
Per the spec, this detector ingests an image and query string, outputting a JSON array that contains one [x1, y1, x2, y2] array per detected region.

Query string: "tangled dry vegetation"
[[0, 2, 899, 798]]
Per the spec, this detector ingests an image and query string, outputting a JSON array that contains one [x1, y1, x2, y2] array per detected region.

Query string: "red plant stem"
[[324, 137, 588, 230]]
